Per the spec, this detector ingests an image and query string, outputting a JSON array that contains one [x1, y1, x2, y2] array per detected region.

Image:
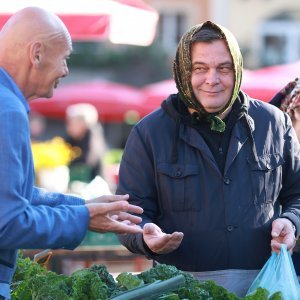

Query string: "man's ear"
[[30, 42, 42, 67]]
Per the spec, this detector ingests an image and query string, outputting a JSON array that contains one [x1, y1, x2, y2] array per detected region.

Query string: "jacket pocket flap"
[[157, 163, 199, 178]]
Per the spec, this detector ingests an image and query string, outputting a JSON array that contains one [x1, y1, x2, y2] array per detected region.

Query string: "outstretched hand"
[[271, 218, 297, 253], [86, 194, 143, 234], [143, 223, 184, 254]]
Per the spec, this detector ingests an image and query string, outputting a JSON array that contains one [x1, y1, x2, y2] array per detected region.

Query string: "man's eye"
[[194, 66, 206, 72], [218, 66, 233, 73]]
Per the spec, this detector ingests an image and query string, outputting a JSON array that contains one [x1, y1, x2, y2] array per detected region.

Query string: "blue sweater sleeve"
[[0, 108, 89, 250], [32, 186, 85, 206]]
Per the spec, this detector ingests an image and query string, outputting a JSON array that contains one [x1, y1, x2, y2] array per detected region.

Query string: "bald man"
[[0, 7, 143, 299]]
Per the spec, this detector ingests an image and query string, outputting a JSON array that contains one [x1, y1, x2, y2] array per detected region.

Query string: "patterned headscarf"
[[278, 78, 300, 118], [173, 21, 243, 132]]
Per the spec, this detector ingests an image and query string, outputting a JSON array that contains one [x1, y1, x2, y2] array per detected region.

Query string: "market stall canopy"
[[241, 62, 300, 102], [0, 0, 159, 46], [30, 81, 145, 123], [141, 79, 177, 115]]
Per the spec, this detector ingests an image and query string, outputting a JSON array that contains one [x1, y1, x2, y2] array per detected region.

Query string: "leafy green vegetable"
[[139, 264, 183, 283], [116, 272, 144, 290], [197, 280, 239, 300], [71, 268, 109, 300], [11, 255, 283, 299], [11, 254, 48, 300], [28, 272, 71, 300], [268, 291, 283, 300]]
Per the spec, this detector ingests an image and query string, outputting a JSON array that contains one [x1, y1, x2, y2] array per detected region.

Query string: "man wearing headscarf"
[[117, 21, 300, 296]]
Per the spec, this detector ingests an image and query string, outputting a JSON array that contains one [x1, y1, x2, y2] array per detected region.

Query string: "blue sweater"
[[0, 68, 89, 299]]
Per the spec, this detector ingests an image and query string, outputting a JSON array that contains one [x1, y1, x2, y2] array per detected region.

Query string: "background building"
[[146, 0, 300, 69]]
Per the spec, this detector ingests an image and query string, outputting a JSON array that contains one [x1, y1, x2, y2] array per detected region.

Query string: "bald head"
[[0, 7, 72, 50], [0, 7, 72, 100]]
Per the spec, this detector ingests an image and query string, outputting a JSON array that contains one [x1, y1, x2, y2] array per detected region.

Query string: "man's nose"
[[206, 69, 220, 85], [62, 62, 69, 78]]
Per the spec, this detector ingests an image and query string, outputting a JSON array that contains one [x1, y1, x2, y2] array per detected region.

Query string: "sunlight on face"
[[36, 37, 71, 99], [190, 40, 235, 113]]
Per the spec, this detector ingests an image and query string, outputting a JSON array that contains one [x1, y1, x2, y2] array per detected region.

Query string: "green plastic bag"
[[246, 244, 300, 299]]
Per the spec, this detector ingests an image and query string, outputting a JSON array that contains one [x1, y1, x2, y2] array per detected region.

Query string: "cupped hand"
[[143, 223, 184, 254]]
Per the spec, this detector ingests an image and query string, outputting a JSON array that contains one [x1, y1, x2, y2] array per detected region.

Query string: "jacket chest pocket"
[[157, 163, 200, 211], [248, 154, 284, 205]]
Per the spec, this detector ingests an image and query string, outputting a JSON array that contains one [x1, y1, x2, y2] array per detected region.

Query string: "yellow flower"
[[31, 137, 80, 171]]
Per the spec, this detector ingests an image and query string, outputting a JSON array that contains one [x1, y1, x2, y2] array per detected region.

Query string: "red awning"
[[241, 62, 300, 102], [141, 79, 177, 115], [0, 0, 158, 46], [30, 81, 145, 123]]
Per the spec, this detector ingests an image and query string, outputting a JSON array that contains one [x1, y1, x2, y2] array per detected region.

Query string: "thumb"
[[271, 221, 284, 238], [143, 223, 158, 234]]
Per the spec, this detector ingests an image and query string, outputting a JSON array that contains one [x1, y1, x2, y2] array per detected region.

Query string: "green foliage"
[[197, 280, 239, 300], [138, 263, 185, 283], [11, 254, 48, 300], [89, 264, 117, 294], [268, 291, 283, 300], [71, 268, 108, 300], [11, 257, 283, 300], [244, 287, 283, 300], [157, 293, 181, 300], [116, 272, 144, 290], [244, 287, 269, 299], [28, 273, 71, 300]]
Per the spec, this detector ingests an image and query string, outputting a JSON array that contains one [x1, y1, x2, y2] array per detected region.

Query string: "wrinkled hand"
[[86, 194, 129, 204], [86, 194, 143, 234], [143, 223, 184, 254], [271, 218, 297, 253]]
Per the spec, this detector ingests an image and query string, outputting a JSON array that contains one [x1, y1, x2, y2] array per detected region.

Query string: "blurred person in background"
[[29, 112, 47, 142], [116, 21, 300, 296], [269, 78, 300, 277], [0, 7, 143, 299], [269, 78, 300, 142], [65, 103, 107, 183]]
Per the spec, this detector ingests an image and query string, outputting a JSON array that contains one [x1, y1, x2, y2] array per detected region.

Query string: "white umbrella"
[[0, 0, 159, 46]]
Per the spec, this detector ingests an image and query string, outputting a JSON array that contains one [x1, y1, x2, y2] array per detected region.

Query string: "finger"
[[172, 232, 184, 241], [143, 223, 161, 234], [99, 194, 130, 203], [127, 204, 143, 214], [117, 212, 142, 224], [270, 240, 282, 253], [88, 201, 130, 216], [271, 222, 284, 238]]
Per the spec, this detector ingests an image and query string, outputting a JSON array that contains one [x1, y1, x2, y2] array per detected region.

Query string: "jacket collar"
[[0, 68, 30, 114]]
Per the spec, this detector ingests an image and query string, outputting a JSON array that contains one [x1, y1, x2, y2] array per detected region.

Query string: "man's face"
[[190, 40, 235, 113], [35, 39, 71, 99]]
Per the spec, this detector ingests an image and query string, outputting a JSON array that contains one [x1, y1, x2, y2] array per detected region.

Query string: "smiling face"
[[33, 38, 71, 99], [190, 40, 235, 114]]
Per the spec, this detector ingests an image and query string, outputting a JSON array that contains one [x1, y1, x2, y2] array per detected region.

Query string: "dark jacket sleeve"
[[116, 125, 160, 259]]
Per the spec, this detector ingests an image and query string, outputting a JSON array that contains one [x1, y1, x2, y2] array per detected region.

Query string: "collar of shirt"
[[0, 67, 30, 114]]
